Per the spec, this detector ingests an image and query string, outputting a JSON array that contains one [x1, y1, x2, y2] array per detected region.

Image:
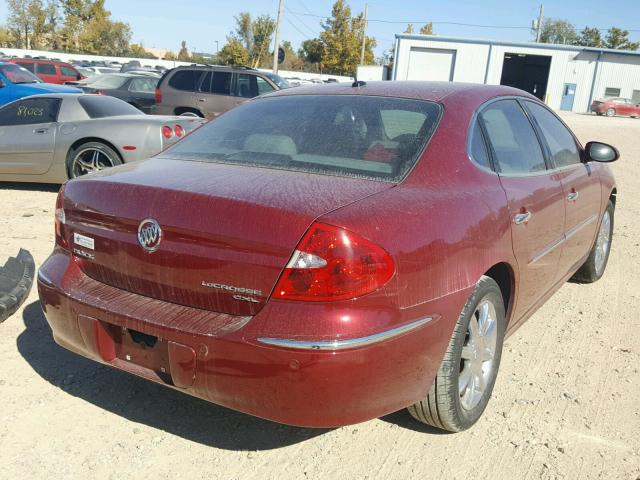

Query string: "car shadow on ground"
[[17, 301, 329, 451], [0, 182, 61, 193]]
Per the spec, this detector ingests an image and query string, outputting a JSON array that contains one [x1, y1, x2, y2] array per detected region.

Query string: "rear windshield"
[[165, 95, 441, 181], [87, 75, 128, 89], [0, 64, 41, 84], [78, 95, 143, 118]]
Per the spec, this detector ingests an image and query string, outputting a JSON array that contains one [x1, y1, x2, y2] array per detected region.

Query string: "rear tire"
[[571, 200, 614, 283], [176, 108, 203, 118], [408, 276, 505, 432], [66, 141, 122, 179]]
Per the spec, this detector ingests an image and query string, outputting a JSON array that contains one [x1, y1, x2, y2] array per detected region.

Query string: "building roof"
[[395, 34, 640, 58]]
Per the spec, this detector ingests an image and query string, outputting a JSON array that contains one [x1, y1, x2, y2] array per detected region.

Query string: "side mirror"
[[585, 141, 619, 163], [0, 79, 5, 88]]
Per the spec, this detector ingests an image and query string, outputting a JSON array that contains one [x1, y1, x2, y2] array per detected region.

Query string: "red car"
[[38, 82, 618, 432], [7, 58, 83, 85], [591, 97, 640, 117]]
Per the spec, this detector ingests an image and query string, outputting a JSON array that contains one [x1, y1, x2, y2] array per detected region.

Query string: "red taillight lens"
[[274, 223, 394, 301], [55, 184, 68, 250], [162, 125, 173, 139], [174, 124, 185, 137], [155, 87, 162, 104]]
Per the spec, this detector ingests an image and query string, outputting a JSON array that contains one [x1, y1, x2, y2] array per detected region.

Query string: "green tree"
[[0, 26, 11, 47], [128, 43, 157, 59], [217, 37, 249, 65], [539, 19, 578, 45], [6, 0, 49, 48], [605, 27, 640, 50], [279, 40, 304, 70], [229, 12, 275, 68], [177, 40, 189, 60], [404, 24, 414, 34], [577, 26, 603, 47], [299, 38, 323, 64], [319, 0, 376, 75]]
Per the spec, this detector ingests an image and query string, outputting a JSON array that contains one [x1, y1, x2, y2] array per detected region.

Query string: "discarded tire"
[[0, 249, 35, 323]]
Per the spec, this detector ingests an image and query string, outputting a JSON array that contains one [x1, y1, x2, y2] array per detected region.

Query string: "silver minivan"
[[153, 66, 288, 119]]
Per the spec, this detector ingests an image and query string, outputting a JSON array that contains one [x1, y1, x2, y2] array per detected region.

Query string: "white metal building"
[[392, 34, 640, 113]]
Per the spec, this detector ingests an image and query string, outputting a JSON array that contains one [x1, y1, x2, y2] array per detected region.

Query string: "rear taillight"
[[274, 223, 394, 301], [55, 185, 68, 250], [174, 124, 185, 137], [155, 88, 162, 104], [162, 125, 173, 139]]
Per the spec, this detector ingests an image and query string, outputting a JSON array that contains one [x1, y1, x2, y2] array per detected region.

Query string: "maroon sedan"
[[38, 82, 618, 432], [591, 97, 640, 117]]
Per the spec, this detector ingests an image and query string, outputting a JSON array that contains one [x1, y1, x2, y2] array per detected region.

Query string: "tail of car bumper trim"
[[257, 317, 433, 351]]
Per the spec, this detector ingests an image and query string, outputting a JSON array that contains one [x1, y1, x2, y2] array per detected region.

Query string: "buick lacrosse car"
[[38, 82, 618, 432]]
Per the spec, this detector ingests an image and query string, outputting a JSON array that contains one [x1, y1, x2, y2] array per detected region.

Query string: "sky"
[[0, 0, 639, 56]]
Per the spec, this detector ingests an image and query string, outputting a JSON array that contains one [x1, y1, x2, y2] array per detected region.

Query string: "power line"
[[286, 9, 640, 32]]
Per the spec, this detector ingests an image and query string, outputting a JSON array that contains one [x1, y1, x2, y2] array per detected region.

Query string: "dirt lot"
[[0, 113, 638, 480]]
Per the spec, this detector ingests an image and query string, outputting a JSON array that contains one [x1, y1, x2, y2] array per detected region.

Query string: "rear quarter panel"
[[322, 92, 519, 334]]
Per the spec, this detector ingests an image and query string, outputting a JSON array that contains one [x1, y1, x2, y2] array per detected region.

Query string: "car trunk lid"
[[62, 158, 392, 315]]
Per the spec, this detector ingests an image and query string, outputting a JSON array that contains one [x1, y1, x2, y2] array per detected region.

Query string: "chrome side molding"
[[257, 317, 432, 351]]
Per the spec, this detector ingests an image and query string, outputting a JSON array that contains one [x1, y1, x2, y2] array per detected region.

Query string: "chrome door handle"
[[197, 98, 206, 102], [514, 211, 532, 225], [567, 191, 579, 202], [33, 128, 49, 134]]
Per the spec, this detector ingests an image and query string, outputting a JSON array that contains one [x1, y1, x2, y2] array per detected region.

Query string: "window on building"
[[632, 90, 640, 105], [604, 87, 621, 98]]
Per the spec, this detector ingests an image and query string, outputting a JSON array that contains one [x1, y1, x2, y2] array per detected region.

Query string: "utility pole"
[[360, 3, 368, 65], [273, 0, 285, 73], [535, 4, 544, 42]]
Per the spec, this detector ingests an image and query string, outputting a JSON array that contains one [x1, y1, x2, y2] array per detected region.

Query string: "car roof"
[[264, 81, 538, 105]]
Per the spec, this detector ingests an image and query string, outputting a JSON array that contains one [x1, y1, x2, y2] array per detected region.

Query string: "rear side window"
[[168, 70, 200, 91], [37, 63, 57, 75], [198, 71, 212, 93], [469, 120, 491, 169], [480, 100, 546, 174], [212, 72, 232, 95], [165, 95, 442, 182], [78, 95, 143, 118], [524, 102, 581, 169], [0, 97, 60, 126]]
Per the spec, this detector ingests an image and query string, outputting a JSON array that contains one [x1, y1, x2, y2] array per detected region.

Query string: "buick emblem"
[[137, 218, 162, 252]]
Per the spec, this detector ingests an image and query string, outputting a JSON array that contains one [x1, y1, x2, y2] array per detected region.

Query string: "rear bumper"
[[591, 103, 606, 113], [37, 250, 463, 427]]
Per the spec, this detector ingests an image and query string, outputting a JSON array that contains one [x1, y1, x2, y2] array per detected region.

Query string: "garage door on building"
[[406, 47, 456, 81]]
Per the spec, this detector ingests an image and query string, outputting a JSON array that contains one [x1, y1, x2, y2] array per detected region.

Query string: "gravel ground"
[[0, 112, 638, 480]]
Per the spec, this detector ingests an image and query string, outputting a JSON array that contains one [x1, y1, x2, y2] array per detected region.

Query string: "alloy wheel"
[[71, 147, 116, 178], [459, 296, 498, 410], [594, 210, 611, 275]]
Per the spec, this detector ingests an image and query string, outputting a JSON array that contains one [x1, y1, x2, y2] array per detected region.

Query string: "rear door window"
[[0, 97, 61, 126], [479, 99, 546, 174], [165, 95, 442, 182], [211, 71, 232, 95], [198, 71, 212, 93], [168, 69, 200, 91], [36, 63, 57, 76], [524, 101, 581, 169]]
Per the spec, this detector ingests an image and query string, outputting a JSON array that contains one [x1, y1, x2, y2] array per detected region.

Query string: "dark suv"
[[153, 65, 288, 118]]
